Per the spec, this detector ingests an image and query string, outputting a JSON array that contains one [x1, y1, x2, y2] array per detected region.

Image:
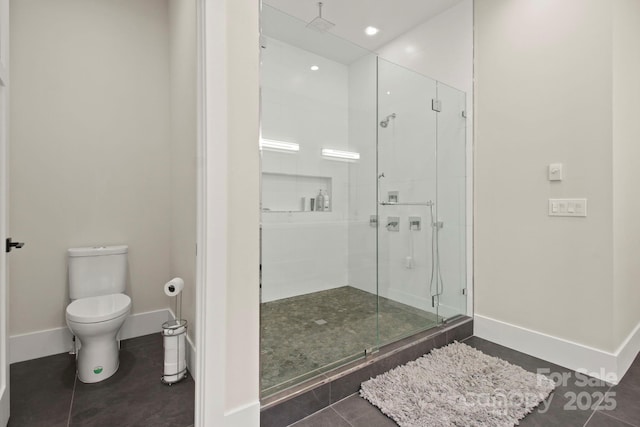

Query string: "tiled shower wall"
[[260, 37, 351, 302]]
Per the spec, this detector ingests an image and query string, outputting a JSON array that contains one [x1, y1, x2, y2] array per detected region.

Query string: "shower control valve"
[[409, 216, 421, 231]]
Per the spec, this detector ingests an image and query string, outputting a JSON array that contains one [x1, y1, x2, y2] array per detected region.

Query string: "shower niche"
[[260, 4, 468, 398], [261, 172, 332, 212]]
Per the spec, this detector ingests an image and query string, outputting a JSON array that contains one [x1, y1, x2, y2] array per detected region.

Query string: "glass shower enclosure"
[[260, 5, 467, 397]]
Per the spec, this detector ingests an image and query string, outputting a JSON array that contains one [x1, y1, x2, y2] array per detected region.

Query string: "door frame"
[[195, 1, 261, 426], [0, 0, 10, 423]]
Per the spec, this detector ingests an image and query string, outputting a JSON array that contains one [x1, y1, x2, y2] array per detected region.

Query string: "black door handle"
[[6, 238, 25, 253]]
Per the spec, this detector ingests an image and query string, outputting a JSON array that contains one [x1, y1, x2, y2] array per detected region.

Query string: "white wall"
[[168, 0, 197, 343], [376, 0, 473, 96], [475, 0, 619, 353], [612, 0, 640, 347], [260, 37, 350, 301], [9, 0, 174, 336]]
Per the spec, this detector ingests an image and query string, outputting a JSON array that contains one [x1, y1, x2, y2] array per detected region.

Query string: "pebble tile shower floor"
[[261, 286, 440, 395], [9, 333, 194, 427]]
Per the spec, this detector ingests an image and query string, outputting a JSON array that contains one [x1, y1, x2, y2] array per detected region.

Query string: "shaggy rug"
[[360, 342, 556, 427]]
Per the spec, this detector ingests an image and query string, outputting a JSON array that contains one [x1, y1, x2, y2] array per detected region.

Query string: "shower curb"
[[260, 316, 473, 427]]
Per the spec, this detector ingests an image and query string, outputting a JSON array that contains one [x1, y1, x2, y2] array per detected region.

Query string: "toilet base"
[[77, 336, 121, 383]]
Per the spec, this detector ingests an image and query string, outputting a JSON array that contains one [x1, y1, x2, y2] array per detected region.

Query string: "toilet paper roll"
[[164, 277, 184, 297]]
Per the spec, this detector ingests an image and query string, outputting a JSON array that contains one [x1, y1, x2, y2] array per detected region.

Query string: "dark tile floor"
[[261, 286, 439, 395], [289, 336, 640, 427], [9, 333, 194, 427]]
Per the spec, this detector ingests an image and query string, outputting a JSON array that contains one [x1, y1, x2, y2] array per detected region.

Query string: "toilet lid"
[[66, 293, 131, 324]]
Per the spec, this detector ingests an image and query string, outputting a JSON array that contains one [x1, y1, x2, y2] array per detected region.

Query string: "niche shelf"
[[261, 172, 332, 213]]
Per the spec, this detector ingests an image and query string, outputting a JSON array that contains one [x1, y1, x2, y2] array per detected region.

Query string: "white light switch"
[[548, 198, 587, 217], [548, 163, 563, 181]]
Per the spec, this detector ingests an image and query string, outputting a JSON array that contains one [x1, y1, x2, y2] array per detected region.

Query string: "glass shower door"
[[435, 82, 467, 320], [376, 58, 441, 345]]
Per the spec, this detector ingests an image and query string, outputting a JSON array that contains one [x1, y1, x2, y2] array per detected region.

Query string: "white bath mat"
[[360, 342, 555, 427]]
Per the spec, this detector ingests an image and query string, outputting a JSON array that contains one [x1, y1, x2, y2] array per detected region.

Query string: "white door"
[[0, 0, 10, 423]]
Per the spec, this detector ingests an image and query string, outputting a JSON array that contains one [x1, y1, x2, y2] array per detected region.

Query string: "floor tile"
[[603, 380, 640, 426], [9, 352, 76, 427], [261, 383, 331, 427], [289, 408, 351, 427], [586, 411, 637, 427], [465, 337, 611, 427], [346, 409, 398, 427], [463, 336, 569, 375], [69, 334, 194, 427], [332, 395, 397, 427], [330, 363, 376, 403]]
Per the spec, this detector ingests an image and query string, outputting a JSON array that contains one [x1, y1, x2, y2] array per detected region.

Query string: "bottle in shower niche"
[[316, 189, 324, 212], [323, 190, 330, 211]]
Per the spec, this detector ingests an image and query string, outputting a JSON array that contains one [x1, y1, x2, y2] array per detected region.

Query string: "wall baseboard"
[[224, 401, 260, 427], [615, 321, 640, 383], [474, 314, 640, 384], [186, 334, 196, 380], [10, 309, 172, 364]]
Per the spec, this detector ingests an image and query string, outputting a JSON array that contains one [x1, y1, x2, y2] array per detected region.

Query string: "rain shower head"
[[306, 2, 335, 33], [380, 113, 396, 128]]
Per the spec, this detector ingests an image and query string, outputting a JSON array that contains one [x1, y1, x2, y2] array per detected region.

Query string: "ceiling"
[[263, 0, 465, 52]]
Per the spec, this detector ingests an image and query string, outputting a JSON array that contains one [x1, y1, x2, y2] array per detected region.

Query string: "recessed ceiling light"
[[365, 26, 379, 36], [310, 65, 319, 71], [386, 91, 391, 95]]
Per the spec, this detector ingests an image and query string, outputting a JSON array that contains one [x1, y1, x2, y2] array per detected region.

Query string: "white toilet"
[[65, 245, 132, 383]]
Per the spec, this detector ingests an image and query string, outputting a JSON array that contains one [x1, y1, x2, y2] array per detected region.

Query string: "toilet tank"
[[68, 245, 128, 300]]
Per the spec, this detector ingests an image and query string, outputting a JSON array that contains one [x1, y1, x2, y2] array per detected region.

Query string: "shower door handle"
[[5, 238, 25, 253]]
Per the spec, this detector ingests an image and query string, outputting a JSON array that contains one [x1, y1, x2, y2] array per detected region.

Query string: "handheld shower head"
[[379, 113, 396, 128]]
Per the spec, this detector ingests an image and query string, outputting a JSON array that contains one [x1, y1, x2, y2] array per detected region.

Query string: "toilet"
[[65, 245, 132, 383]]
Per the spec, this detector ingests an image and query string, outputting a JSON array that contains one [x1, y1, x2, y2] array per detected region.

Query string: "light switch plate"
[[548, 198, 587, 217], [548, 163, 563, 181]]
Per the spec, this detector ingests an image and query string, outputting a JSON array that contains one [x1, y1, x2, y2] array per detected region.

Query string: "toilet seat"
[[66, 293, 131, 324]]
